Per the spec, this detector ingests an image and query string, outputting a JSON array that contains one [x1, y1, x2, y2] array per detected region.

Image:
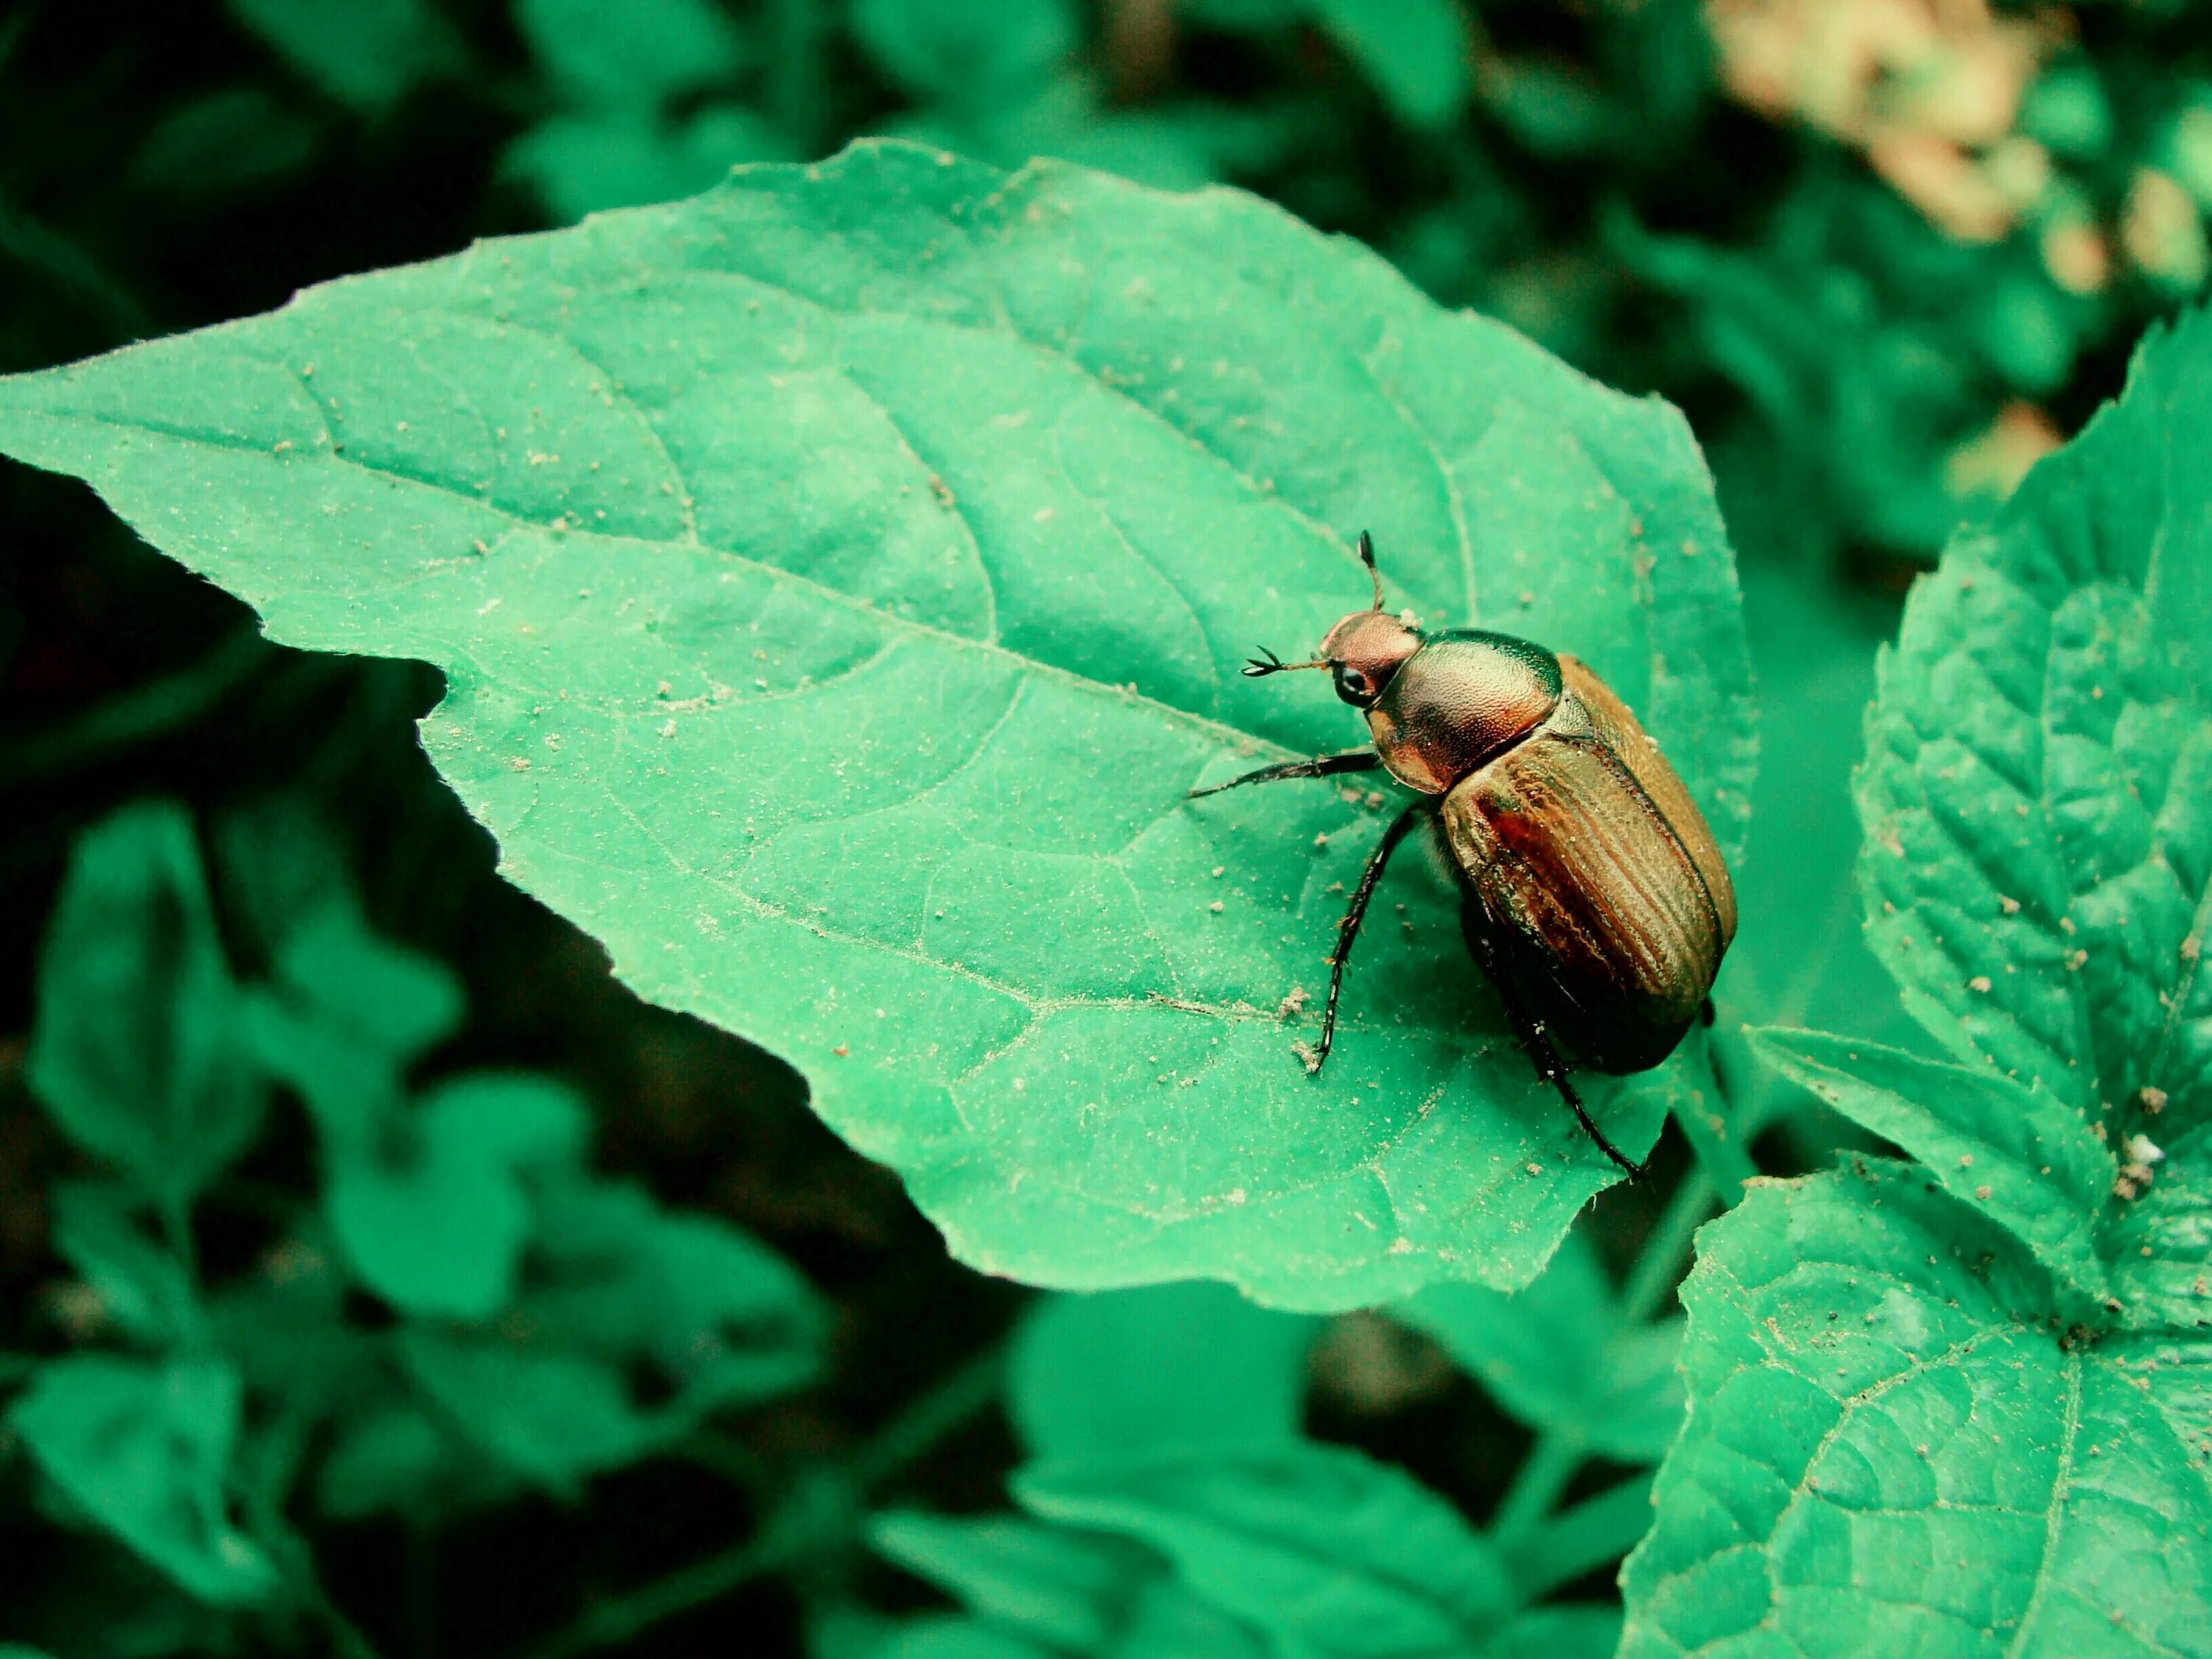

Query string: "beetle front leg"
[[1460, 911, 1644, 1180], [1187, 749, 1382, 800], [1304, 800, 1426, 1074]]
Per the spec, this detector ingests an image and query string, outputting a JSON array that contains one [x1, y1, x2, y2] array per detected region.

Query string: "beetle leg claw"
[[1463, 911, 1646, 1180]]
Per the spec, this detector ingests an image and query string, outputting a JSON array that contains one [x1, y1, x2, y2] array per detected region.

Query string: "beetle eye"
[[1332, 664, 1373, 706]]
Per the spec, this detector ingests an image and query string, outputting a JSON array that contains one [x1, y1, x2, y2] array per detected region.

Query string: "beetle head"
[[1242, 530, 1419, 709], [1316, 609, 1420, 709]]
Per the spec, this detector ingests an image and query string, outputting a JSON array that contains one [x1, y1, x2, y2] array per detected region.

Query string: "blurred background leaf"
[[7, 0, 2212, 1654]]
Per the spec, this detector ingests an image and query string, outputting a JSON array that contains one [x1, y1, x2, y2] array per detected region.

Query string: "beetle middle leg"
[[1187, 749, 1382, 800], [1460, 907, 1644, 1180], [1304, 800, 1425, 1074]]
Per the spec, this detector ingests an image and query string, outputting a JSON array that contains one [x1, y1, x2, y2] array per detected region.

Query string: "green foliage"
[[10, 1354, 278, 1606], [1394, 1231, 1683, 1466], [1857, 312, 2212, 1155], [0, 141, 1754, 1312], [864, 1282, 1624, 1659], [28, 800, 264, 1219], [1621, 1161, 2212, 1659], [517, 0, 746, 109], [1008, 1281, 1314, 1458], [223, 0, 459, 113], [1301, 0, 1472, 132], [8, 794, 824, 1626], [1624, 307, 2212, 1658], [18, 4, 2212, 1652], [852, 0, 1077, 112], [504, 0, 790, 221]]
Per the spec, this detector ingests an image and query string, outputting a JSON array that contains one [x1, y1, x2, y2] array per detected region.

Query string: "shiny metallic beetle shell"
[[1368, 631, 1736, 1075]]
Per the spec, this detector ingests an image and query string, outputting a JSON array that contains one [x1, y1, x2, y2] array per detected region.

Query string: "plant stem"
[[1488, 1428, 1582, 1546], [0, 188, 149, 340], [1620, 1167, 1716, 1325], [768, 0, 823, 156], [523, 1345, 1007, 1659], [849, 1342, 1006, 1489], [0, 627, 266, 787], [1499, 1471, 1655, 1602], [527, 1533, 787, 1659], [1666, 1030, 1759, 1203]]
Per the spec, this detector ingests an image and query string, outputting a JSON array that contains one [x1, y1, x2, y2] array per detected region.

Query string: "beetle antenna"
[[1357, 530, 1385, 611], [1242, 646, 1328, 678]]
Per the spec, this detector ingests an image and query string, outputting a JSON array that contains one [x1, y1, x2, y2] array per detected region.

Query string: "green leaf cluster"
[[8, 795, 824, 1622], [505, 0, 794, 223], [855, 1281, 1623, 1659], [1624, 307, 2212, 1658]]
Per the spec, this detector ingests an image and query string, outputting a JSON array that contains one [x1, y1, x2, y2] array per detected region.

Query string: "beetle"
[[1191, 532, 1736, 1176]]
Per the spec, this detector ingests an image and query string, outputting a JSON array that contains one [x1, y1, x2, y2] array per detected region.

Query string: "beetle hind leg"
[[1461, 909, 1645, 1180]]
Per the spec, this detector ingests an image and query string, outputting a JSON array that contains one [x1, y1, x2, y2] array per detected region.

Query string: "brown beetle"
[[1194, 533, 1736, 1175]]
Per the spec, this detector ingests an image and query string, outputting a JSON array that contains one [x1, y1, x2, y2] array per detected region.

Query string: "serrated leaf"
[[8, 1355, 279, 1607], [324, 1071, 588, 1319], [1015, 1442, 1512, 1657], [28, 800, 265, 1215], [0, 142, 1753, 1310], [1009, 1283, 1315, 1461], [1857, 310, 2212, 1145], [1750, 1028, 2116, 1306], [1393, 1230, 1683, 1464], [1620, 1161, 2212, 1659], [2103, 1117, 2212, 1327]]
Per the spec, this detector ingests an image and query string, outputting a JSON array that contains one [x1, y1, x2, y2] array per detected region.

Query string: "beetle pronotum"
[[1192, 533, 1736, 1175]]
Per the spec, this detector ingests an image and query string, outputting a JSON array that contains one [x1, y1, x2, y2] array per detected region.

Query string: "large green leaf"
[[0, 141, 1752, 1309], [1620, 1161, 2212, 1659], [1857, 309, 2212, 1151]]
